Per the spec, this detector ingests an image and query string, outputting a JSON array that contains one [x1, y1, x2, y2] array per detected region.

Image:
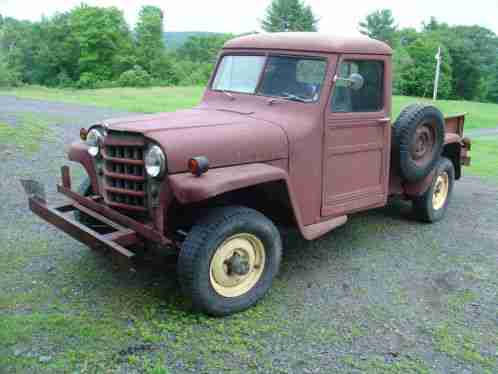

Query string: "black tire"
[[393, 103, 445, 182], [177, 206, 282, 316], [413, 157, 455, 223], [74, 177, 98, 225]]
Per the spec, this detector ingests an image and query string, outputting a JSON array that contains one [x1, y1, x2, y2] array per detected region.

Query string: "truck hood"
[[103, 108, 288, 173]]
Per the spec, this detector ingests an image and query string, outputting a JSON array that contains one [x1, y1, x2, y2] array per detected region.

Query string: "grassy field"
[[466, 137, 498, 181], [0, 114, 59, 153], [0, 86, 205, 113], [1, 85, 498, 130]]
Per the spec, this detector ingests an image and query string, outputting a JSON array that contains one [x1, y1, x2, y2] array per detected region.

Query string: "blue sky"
[[1, 0, 497, 35]]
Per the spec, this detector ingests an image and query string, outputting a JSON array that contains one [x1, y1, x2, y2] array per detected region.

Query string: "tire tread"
[[178, 206, 281, 316]]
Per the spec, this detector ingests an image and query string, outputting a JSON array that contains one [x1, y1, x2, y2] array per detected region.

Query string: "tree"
[[400, 37, 452, 99], [0, 17, 36, 84], [31, 13, 80, 86], [359, 9, 397, 46], [177, 34, 232, 63], [422, 16, 441, 33], [486, 64, 498, 103], [261, 0, 318, 32], [392, 46, 413, 95], [134, 6, 165, 75], [69, 4, 134, 82], [396, 27, 418, 47], [0, 54, 21, 87], [421, 19, 498, 100]]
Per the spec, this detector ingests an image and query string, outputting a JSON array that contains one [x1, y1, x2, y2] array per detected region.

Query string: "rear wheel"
[[412, 157, 455, 223], [177, 206, 282, 316]]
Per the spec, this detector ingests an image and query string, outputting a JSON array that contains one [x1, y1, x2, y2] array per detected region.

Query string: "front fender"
[[67, 141, 98, 192], [168, 163, 288, 204]]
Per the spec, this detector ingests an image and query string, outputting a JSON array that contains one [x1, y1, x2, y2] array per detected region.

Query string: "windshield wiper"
[[221, 90, 235, 101], [281, 92, 312, 103]]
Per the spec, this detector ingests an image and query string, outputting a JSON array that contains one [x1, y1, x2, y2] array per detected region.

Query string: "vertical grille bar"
[[102, 132, 147, 212]]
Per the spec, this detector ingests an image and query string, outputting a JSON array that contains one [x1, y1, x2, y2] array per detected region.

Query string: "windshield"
[[212, 55, 327, 103]]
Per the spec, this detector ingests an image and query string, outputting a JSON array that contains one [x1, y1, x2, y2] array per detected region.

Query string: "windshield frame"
[[209, 52, 329, 104]]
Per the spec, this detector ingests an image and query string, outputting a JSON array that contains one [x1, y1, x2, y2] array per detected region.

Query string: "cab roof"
[[224, 32, 392, 55]]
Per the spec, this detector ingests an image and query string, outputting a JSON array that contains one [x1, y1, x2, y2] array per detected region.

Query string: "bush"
[[150, 54, 179, 85], [118, 65, 151, 87], [172, 60, 213, 86], [0, 59, 22, 87], [76, 72, 101, 89], [54, 71, 75, 88], [94, 80, 120, 89]]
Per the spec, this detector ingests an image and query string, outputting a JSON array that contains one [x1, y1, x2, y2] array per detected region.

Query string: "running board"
[[302, 215, 348, 240]]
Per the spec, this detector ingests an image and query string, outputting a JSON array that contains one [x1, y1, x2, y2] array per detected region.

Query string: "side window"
[[331, 60, 384, 113]]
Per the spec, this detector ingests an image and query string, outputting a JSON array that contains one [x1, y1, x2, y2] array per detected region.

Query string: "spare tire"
[[392, 103, 445, 182]]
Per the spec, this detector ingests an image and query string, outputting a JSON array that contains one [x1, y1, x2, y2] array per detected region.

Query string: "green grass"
[[467, 137, 498, 181], [0, 113, 57, 153], [433, 323, 496, 369], [0, 85, 205, 113], [393, 96, 498, 130], [1, 86, 497, 130]]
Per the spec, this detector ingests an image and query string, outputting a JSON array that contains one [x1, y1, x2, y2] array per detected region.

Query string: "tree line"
[[261, 1, 498, 103], [0, 4, 231, 89], [359, 10, 498, 103], [1, 0, 497, 104]]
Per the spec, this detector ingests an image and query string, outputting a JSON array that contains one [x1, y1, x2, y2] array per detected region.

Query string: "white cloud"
[[1, 0, 497, 35]]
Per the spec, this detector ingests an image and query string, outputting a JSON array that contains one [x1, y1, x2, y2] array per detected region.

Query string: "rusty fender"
[[67, 141, 99, 192], [169, 163, 289, 204]]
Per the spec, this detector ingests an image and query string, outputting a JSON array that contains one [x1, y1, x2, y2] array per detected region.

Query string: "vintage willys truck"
[[24, 33, 471, 316]]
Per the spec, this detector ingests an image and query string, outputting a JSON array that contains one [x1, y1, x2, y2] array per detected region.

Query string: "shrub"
[[0, 59, 22, 87], [54, 71, 75, 88], [94, 80, 119, 89], [76, 72, 101, 89], [172, 60, 213, 86], [150, 54, 179, 86], [118, 65, 151, 87]]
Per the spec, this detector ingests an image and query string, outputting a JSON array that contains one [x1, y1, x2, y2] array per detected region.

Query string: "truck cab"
[[24, 33, 470, 316]]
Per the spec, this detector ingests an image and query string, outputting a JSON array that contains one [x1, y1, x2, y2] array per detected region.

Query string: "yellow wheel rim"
[[209, 233, 266, 298], [432, 171, 449, 210]]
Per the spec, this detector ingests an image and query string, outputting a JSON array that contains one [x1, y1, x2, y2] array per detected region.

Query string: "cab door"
[[321, 55, 391, 217]]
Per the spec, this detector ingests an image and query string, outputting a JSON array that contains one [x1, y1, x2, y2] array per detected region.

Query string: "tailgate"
[[444, 113, 466, 138], [444, 113, 471, 166]]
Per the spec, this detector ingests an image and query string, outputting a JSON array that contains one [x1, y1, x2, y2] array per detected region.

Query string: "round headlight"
[[145, 145, 166, 178], [86, 128, 104, 157]]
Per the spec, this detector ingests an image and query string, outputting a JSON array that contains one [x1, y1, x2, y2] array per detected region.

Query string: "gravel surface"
[[1, 96, 497, 373]]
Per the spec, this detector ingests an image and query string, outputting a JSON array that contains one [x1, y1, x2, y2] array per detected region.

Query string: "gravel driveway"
[[1, 96, 497, 373]]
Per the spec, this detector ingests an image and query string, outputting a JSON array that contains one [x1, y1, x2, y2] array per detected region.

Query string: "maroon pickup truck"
[[24, 33, 471, 316]]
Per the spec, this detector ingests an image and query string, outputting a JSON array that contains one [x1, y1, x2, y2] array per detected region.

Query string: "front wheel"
[[412, 157, 455, 223], [177, 206, 282, 316]]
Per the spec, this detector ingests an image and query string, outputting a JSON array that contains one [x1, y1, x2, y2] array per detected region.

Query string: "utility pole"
[[433, 46, 441, 101]]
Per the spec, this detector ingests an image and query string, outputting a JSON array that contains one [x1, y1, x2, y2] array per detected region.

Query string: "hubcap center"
[[225, 252, 250, 276]]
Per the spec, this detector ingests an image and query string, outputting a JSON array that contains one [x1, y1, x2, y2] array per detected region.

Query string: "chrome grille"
[[102, 134, 147, 212]]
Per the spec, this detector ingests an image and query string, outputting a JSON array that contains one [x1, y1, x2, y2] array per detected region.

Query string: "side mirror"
[[334, 73, 364, 91]]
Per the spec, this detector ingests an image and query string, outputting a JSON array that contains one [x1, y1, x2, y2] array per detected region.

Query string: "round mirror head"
[[349, 73, 364, 90]]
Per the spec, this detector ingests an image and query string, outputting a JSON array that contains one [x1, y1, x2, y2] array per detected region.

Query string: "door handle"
[[377, 118, 391, 125]]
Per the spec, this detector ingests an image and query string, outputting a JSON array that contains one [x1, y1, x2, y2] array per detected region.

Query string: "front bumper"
[[23, 166, 173, 263]]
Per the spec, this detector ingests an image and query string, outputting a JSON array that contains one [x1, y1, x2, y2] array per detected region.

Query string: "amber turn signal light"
[[80, 128, 88, 141], [188, 156, 209, 177]]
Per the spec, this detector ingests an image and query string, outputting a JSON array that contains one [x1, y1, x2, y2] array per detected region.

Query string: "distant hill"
[[163, 32, 225, 49]]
